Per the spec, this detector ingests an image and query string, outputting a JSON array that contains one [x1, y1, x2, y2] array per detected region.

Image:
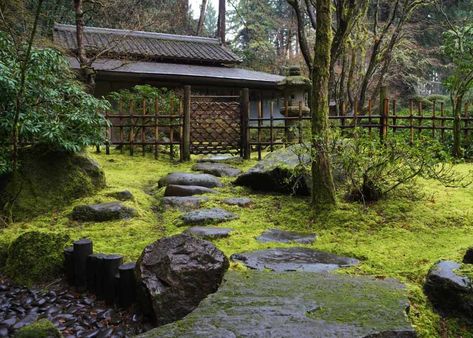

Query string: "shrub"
[[15, 319, 62, 338], [0, 32, 109, 174], [331, 130, 471, 202], [4, 231, 69, 286]]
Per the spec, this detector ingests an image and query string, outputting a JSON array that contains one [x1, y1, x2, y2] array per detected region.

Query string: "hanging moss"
[[4, 231, 69, 286], [15, 319, 62, 338]]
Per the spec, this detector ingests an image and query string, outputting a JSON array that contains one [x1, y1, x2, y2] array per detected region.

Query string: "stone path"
[[147, 156, 415, 337], [139, 271, 415, 338]]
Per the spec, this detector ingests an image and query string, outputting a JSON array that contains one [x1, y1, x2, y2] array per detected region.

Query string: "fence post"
[[182, 85, 191, 161], [379, 86, 388, 141], [453, 97, 462, 158], [241, 88, 250, 160]]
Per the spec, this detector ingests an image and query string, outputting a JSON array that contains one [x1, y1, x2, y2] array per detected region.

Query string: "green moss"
[[1, 148, 473, 336], [15, 319, 62, 338], [4, 231, 69, 286], [0, 238, 9, 270]]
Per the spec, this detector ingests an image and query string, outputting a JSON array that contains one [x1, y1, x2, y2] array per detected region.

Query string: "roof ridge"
[[53, 23, 222, 45]]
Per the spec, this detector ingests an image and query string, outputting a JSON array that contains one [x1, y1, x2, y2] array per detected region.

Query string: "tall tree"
[[311, 0, 337, 208], [196, 0, 209, 35], [217, 0, 226, 42]]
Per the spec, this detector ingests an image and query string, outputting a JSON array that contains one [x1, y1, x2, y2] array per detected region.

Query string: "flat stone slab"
[[185, 226, 233, 239], [139, 271, 415, 338], [71, 202, 136, 222], [192, 163, 242, 177], [223, 197, 252, 207], [165, 185, 217, 197], [107, 190, 134, 201], [231, 248, 359, 272], [159, 173, 223, 188], [257, 229, 316, 244], [198, 155, 244, 164], [162, 196, 208, 211], [181, 208, 239, 225]]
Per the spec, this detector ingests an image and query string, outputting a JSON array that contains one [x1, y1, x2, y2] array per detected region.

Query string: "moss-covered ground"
[[1, 148, 473, 337]]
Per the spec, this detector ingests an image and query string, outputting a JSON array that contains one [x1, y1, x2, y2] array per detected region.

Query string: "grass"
[[1, 147, 473, 337]]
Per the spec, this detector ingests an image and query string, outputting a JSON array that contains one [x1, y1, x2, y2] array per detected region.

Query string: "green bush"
[[4, 231, 69, 286], [15, 319, 62, 338], [0, 32, 110, 174]]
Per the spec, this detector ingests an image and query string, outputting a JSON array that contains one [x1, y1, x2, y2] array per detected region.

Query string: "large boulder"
[[4, 231, 69, 286], [135, 234, 229, 326], [0, 148, 105, 221], [424, 260, 473, 319], [71, 202, 136, 222], [234, 145, 311, 195], [158, 173, 222, 188]]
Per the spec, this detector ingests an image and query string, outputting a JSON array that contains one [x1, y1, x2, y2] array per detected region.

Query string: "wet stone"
[[164, 185, 216, 197], [192, 163, 242, 177], [197, 154, 244, 165], [138, 271, 415, 338], [257, 229, 316, 244], [71, 202, 136, 222], [181, 208, 239, 225], [159, 173, 222, 188], [231, 247, 359, 272], [162, 196, 208, 211], [107, 190, 134, 201], [222, 197, 253, 208], [185, 226, 233, 239]]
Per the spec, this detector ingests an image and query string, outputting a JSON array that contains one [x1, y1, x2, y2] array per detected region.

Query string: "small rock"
[[135, 234, 229, 326], [185, 227, 233, 239], [463, 247, 473, 264], [192, 163, 241, 177], [164, 185, 216, 197], [181, 208, 238, 225], [231, 248, 359, 272], [424, 260, 473, 319], [257, 229, 316, 244], [223, 197, 252, 208], [162, 196, 208, 211], [71, 202, 136, 222], [107, 190, 134, 201], [159, 173, 222, 188]]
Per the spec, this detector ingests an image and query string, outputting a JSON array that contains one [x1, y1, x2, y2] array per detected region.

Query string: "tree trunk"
[[311, 0, 337, 209], [217, 0, 226, 43], [196, 0, 208, 35]]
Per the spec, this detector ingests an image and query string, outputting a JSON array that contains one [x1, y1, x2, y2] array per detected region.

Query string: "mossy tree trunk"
[[311, 0, 337, 209]]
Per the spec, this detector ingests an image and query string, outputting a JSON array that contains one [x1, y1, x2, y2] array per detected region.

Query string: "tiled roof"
[[53, 24, 241, 65], [66, 58, 285, 86]]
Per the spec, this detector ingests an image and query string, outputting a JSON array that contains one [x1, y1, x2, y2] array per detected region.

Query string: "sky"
[[189, 0, 220, 19]]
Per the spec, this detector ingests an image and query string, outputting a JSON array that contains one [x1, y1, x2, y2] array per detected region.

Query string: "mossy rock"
[[4, 231, 69, 286], [15, 319, 62, 338], [0, 147, 106, 221], [0, 238, 9, 271]]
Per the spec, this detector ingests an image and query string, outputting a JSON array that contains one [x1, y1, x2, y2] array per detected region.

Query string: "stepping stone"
[[223, 197, 252, 207], [185, 226, 233, 239], [159, 173, 222, 188], [192, 163, 241, 177], [139, 271, 416, 338], [71, 202, 136, 222], [181, 208, 238, 225], [164, 185, 217, 197], [162, 196, 208, 211], [257, 229, 316, 244], [231, 247, 359, 272], [107, 190, 134, 201], [198, 154, 244, 164]]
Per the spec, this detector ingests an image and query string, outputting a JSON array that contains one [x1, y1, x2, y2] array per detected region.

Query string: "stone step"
[[256, 229, 316, 244], [185, 226, 233, 239], [159, 173, 222, 189], [71, 202, 136, 222], [192, 163, 241, 177], [222, 197, 252, 208], [162, 196, 208, 211], [164, 185, 217, 197], [180, 208, 239, 226]]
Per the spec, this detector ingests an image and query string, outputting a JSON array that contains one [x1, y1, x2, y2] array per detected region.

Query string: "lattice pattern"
[[190, 98, 241, 155]]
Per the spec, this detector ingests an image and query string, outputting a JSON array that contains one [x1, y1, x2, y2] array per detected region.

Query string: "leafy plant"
[[331, 129, 471, 203], [0, 32, 109, 174]]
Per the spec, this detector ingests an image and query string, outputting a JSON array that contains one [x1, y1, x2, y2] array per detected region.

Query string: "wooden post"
[[368, 99, 372, 135], [298, 101, 303, 144], [182, 85, 191, 161], [102, 254, 123, 305], [379, 86, 388, 141], [392, 99, 397, 133], [257, 93, 262, 160], [440, 101, 445, 142], [154, 98, 159, 159], [119, 100, 124, 154], [63, 247, 74, 284], [142, 98, 146, 156], [86, 253, 104, 294], [418, 101, 423, 135], [340, 101, 346, 132], [105, 110, 110, 155], [270, 97, 274, 152], [409, 99, 414, 144], [73, 239, 93, 290], [353, 99, 358, 128], [130, 101, 135, 156], [170, 100, 175, 159], [240, 88, 250, 159], [453, 97, 462, 157], [118, 262, 136, 308], [432, 100, 436, 139]]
